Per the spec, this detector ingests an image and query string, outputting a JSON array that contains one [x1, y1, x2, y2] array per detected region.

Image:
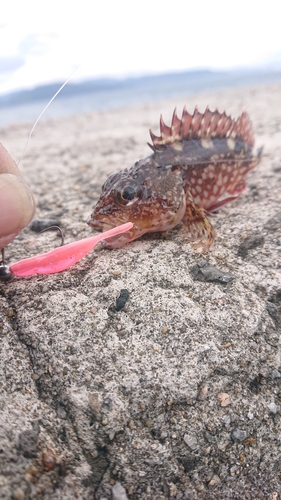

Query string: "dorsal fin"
[[148, 107, 255, 152]]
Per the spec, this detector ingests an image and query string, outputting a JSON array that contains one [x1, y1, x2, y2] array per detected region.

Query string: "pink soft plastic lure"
[[9, 222, 133, 277]]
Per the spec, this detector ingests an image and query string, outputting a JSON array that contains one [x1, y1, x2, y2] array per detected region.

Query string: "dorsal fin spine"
[[149, 106, 255, 149]]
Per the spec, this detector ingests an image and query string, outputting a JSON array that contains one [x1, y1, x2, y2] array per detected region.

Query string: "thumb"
[[0, 144, 36, 250]]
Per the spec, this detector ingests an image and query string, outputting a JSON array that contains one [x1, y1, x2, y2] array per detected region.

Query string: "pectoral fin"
[[182, 195, 216, 253]]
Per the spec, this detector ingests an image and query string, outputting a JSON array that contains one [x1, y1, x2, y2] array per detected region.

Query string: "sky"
[[0, 0, 280, 96]]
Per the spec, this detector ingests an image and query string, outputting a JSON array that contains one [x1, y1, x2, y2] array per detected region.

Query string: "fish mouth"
[[87, 216, 116, 232], [88, 215, 139, 248]]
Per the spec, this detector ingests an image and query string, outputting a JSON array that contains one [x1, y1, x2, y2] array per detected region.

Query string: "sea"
[[0, 68, 281, 128]]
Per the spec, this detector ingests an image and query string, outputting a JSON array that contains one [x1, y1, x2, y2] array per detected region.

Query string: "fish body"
[[88, 107, 262, 252]]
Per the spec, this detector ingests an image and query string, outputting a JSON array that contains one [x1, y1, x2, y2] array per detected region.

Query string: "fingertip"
[[0, 174, 36, 247]]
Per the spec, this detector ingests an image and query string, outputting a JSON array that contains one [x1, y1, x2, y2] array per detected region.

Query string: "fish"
[[88, 106, 262, 252]]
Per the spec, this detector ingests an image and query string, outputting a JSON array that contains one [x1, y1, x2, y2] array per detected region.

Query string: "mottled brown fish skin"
[[88, 107, 262, 252]]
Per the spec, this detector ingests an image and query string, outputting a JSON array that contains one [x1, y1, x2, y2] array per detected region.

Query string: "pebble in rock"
[[217, 392, 231, 407], [237, 232, 265, 257], [184, 434, 198, 450], [29, 218, 62, 232], [190, 260, 233, 284], [264, 211, 281, 232], [112, 482, 129, 500], [231, 428, 248, 442], [115, 289, 130, 311], [267, 402, 278, 414]]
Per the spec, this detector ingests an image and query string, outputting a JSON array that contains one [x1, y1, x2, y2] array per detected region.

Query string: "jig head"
[[0, 248, 13, 281]]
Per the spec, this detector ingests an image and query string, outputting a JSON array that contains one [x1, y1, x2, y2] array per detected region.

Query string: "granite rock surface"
[[1, 83, 281, 499]]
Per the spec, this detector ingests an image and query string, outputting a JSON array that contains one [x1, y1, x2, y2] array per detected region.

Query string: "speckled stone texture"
[[0, 83, 281, 499]]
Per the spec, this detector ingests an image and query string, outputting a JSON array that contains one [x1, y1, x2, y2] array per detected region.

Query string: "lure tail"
[[10, 222, 133, 277]]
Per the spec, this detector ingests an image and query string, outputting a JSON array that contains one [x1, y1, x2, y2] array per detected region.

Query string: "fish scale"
[[88, 106, 262, 253]]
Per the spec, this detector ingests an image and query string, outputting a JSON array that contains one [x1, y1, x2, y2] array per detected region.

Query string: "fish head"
[[87, 161, 186, 248]]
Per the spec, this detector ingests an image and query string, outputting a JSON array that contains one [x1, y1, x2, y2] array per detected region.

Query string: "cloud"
[[0, 32, 57, 83], [0, 55, 25, 74], [19, 33, 57, 56]]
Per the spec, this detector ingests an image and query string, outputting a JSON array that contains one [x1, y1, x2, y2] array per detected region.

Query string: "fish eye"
[[115, 181, 142, 207], [121, 186, 137, 201]]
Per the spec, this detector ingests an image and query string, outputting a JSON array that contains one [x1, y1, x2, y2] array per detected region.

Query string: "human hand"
[[0, 143, 36, 250]]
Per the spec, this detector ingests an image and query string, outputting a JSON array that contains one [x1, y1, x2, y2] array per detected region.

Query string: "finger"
[[0, 173, 36, 250]]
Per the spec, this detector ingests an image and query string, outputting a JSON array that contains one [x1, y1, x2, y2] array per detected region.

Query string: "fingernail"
[[0, 142, 21, 176], [0, 173, 35, 238]]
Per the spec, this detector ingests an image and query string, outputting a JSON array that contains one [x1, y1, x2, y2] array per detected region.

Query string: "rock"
[[2, 82, 281, 499], [267, 289, 281, 327], [29, 218, 62, 232], [184, 434, 198, 450], [184, 488, 196, 500], [197, 384, 209, 401], [12, 488, 25, 500], [268, 493, 278, 500], [179, 455, 198, 472], [112, 482, 129, 500], [115, 289, 130, 311], [237, 233, 265, 257], [169, 482, 178, 496], [264, 211, 281, 232], [209, 474, 221, 486], [189, 260, 234, 284], [17, 427, 39, 459], [271, 369, 281, 379], [231, 428, 248, 442], [217, 392, 231, 407], [204, 431, 217, 444], [267, 402, 278, 414]]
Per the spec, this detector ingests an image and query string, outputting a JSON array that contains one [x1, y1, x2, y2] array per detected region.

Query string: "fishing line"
[[17, 65, 81, 166]]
